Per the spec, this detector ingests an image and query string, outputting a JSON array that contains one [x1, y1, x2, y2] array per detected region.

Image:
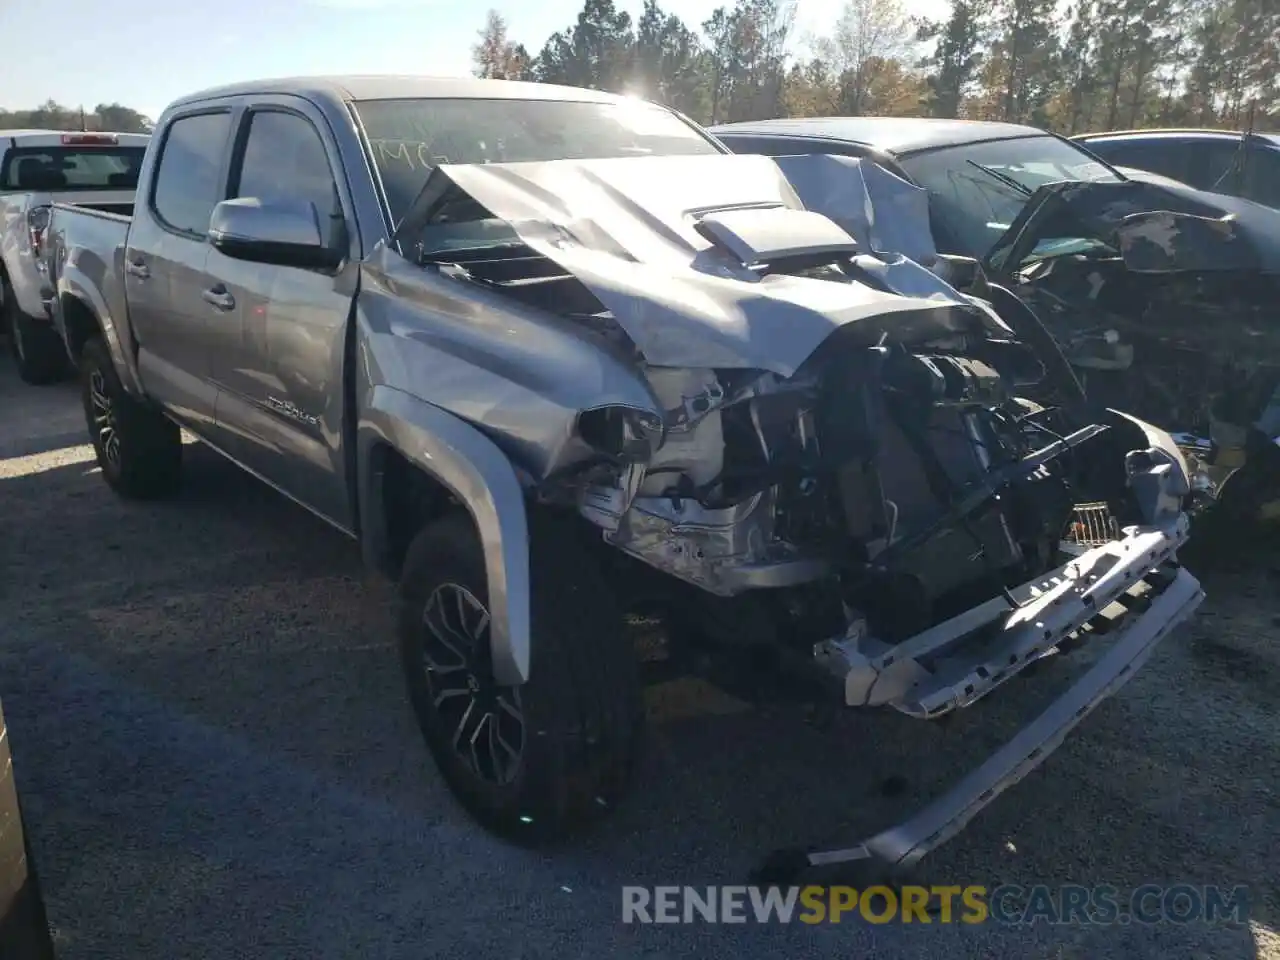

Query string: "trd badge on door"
[[266, 395, 321, 428]]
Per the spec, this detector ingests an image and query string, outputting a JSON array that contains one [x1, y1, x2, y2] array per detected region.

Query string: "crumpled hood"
[[989, 178, 1280, 275], [398, 154, 998, 375]]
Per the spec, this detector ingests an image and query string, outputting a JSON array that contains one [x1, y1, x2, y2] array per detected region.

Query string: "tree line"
[[472, 0, 1279, 133], [0, 101, 153, 134], [5, 0, 1273, 140]]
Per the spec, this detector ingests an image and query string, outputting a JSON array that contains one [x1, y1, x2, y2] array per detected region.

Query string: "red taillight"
[[60, 133, 118, 145], [26, 206, 52, 257]]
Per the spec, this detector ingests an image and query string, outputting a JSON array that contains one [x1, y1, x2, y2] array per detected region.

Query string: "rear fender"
[[54, 258, 142, 394], [359, 385, 532, 685]]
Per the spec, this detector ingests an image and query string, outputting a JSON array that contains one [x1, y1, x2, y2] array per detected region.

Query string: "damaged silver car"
[[44, 79, 1205, 871]]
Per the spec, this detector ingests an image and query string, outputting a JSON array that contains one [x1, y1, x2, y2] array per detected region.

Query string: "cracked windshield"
[[899, 135, 1122, 264]]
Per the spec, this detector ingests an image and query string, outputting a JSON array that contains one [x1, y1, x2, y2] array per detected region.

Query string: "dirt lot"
[[1, 361, 1277, 959]]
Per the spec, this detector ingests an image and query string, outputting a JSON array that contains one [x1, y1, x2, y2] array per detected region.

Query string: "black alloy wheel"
[[419, 581, 526, 786], [88, 366, 122, 471]]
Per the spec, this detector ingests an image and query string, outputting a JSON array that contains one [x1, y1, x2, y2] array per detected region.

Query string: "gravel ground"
[[0, 361, 1277, 960]]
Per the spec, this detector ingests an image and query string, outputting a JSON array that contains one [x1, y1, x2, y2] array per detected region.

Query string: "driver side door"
[[202, 98, 359, 530]]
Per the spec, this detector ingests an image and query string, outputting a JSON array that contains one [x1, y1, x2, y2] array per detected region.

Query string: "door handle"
[[202, 286, 235, 311], [125, 258, 150, 279]]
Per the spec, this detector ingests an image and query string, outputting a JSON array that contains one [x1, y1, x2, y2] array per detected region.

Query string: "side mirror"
[[209, 197, 344, 270]]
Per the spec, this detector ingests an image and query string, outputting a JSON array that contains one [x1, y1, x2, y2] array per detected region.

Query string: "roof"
[[1074, 128, 1280, 148], [708, 116, 1049, 155], [0, 129, 70, 139], [1, 129, 150, 145], [169, 75, 627, 111]]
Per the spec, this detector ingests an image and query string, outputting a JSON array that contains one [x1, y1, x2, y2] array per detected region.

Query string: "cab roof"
[[170, 74, 628, 111], [2, 130, 150, 148], [1074, 128, 1280, 148]]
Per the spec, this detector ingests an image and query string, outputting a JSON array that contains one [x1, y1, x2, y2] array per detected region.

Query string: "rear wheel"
[[80, 336, 183, 499], [2, 280, 66, 385], [398, 510, 643, 842]]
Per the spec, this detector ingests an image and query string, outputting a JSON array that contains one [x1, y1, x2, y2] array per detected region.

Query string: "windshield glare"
[[898, 135, 1120, 260], [355, 97, 721, 227]]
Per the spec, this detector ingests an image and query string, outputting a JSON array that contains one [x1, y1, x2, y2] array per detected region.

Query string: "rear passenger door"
[[125, 108, 234, 429], [202, 98, 358, 531]]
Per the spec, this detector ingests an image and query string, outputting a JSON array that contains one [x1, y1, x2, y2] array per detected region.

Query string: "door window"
[[232, 110, 339, 222], [1242, 146, 1280, 208], [1090, 138, 1196, 185], [1195, 139, 1247, 194], [152, 112, 232, 235]]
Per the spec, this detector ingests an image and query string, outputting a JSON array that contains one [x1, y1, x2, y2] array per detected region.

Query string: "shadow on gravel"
[[0, 430, 93, 460], [0, 447, 1272, 959]]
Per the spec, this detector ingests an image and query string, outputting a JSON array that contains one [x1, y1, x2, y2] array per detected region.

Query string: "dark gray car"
[[1073, 128, 1280, 211], [711, 116, 1280, 524]]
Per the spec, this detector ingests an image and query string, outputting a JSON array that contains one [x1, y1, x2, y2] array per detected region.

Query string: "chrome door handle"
[[202, 286, 235, 311], [125, 258, 149, 279]]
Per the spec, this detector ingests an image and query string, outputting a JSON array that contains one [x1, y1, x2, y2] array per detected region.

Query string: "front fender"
[[359, 385, 532, 685], [1106, 408, 1193, 530]]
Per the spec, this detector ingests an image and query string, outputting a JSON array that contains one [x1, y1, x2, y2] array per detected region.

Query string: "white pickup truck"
[[0, 130, 149, 383]]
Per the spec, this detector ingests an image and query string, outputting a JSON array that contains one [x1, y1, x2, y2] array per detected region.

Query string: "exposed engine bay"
[[1008, 254, 1280, 500], [772, 157, 1280, 514], [982, 179, 1280, 508], [573, 344, 1085, 642]]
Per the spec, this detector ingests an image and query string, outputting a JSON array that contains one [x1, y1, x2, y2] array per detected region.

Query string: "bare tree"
[[472, 10, 532, 80], [815, 0, 917, 114]]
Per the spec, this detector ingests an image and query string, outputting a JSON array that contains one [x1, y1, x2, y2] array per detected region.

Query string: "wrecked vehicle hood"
[[769, 153, 1280, 276], [770, 153, 940, 267], [988, 177, 1280, 275], [394, 154, 1004, 375]]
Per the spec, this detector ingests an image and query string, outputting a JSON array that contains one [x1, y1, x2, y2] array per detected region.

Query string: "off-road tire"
[[399, 509, 643, 842], [80, 336, 183, 499], [2, 280, 66, 385], [1214, 442, 1280, 527]]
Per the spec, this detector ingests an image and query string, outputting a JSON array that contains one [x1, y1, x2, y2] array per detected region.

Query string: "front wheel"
[[79, 336, 183, 499], [1215, 440, 1280, 526], [398, 510, 643, 842]]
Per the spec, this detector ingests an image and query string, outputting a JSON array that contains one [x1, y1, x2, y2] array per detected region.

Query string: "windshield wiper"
[[966, 160, 1032, 197]]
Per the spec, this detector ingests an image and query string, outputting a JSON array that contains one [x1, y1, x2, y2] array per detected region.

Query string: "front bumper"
[[800, 520, 1203, 875]]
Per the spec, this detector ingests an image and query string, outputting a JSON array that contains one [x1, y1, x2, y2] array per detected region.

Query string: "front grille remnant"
[[1062, 501, 1119, 553]]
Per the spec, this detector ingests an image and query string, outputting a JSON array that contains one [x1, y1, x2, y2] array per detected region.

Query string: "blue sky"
[[1, 0, 948, 122]]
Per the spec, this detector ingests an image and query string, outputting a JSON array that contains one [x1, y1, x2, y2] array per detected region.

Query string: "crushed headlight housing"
[[577, 405, 665, 463]]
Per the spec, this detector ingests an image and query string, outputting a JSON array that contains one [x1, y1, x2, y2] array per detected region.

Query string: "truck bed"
[[45, 201, 134, 366]]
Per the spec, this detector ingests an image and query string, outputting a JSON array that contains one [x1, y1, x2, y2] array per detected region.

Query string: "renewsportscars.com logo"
[[621, 884, 1251, 926]]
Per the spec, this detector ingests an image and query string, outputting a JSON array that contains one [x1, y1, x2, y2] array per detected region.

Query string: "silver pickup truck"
[[43, 75, 1204, 872]]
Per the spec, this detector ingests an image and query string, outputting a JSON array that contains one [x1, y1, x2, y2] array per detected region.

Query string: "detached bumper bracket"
[[760, 564, 1203, 883]]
